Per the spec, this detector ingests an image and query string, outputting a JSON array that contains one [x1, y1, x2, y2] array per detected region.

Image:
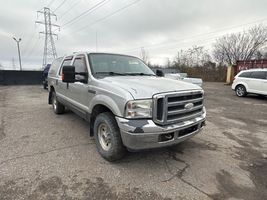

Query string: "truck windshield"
[[88, 53, 155, 76]]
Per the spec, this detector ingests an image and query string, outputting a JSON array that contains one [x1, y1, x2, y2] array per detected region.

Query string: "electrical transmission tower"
[[35, 7, 60, 67]]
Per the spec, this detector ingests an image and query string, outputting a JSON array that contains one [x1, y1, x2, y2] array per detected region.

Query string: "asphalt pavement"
[[0, 83, 266, 200]]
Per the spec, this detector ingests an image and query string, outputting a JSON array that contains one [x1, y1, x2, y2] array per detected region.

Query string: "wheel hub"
[[237, 87, 244, 96], [98, 123, 112, 151]]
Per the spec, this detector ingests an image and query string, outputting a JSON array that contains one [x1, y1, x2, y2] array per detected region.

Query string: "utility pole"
[[13, 37, 22, 70], [35, 7, 60, 68]]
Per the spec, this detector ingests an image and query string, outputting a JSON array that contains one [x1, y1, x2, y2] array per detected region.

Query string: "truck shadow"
[[116, 138, 218, 165]]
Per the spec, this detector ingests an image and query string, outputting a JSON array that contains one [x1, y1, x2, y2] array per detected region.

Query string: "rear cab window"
[[250, 71, 266, 79], [49, 57, 63, 77]]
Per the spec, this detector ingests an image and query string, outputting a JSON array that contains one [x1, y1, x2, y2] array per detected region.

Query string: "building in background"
[[226, 59, 267, 83], [234, 59, 267, 74]]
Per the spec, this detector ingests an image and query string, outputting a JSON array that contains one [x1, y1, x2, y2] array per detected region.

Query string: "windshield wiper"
[[94, 72, 155, 76], [124, 73, 155, 76], [94, 72, 126, 76]]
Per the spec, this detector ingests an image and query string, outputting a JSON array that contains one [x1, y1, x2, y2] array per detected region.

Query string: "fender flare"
[[89, 94, 123, 117]]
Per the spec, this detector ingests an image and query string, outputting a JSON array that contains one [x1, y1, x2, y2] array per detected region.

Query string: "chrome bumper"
[[115, 109, 206, 150]]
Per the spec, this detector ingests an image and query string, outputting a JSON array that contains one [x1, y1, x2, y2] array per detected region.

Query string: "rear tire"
[[51, 91, 65, 114], [235, 85, 247, 97], [94, 112, 126, 161]]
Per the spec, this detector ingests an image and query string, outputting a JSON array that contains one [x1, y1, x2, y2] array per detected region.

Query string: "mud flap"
[[48, 91, 52, 104]]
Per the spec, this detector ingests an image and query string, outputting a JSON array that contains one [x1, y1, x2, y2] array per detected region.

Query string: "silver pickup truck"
[[48, 52, 206, 161]]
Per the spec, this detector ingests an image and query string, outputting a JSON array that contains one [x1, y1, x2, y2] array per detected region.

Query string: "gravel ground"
[[0, 82, 266, 200]]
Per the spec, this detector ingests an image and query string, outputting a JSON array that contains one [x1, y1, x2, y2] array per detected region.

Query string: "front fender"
[[235, 81, 249, 91], [89, 94, 124, 117]]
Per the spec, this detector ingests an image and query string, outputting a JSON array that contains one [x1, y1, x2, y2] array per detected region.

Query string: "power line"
[[23, 38, 42, 60], [21, 32, 37, 57], [75, 0, 142, 32], [21, 23, 43, 58], [47, 0, 57, 7], [22, 41, 43, 68], [117, 17, 267, 54], [121, 36, 219, 55], [62, 0, 109, 27], [148, 37, 219, 54], [59, 0, 81, 19], [53, 0, 68, 12]]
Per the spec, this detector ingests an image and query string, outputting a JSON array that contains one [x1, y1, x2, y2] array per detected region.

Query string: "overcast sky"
[[0, 0, 267, 70]]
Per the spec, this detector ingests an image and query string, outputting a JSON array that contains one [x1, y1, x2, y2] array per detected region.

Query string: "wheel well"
[[235, 84, 246, 91], [90, 105, 113, 136], [48, 86, 55, 104]]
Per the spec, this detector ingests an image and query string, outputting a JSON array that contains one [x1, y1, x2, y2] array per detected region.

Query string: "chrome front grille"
[[153, 90, 204, 125]]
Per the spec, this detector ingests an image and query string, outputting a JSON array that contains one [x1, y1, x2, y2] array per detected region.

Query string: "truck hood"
[[99, 76, 202, 99]]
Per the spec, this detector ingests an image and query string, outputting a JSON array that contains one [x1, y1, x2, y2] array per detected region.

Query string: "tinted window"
[[239, 71, 251, 78], [59, 59, 72, 75], [73, 56, 87, 73], [73, 56, 88, 80], [89, 54, 155, 76], [62, 59, 72, 66], [49, 57, 62, 76], [250, 71, 266, 79]]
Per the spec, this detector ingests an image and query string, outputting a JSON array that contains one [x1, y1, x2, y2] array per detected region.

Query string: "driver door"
[[68, 54, 90, 113]]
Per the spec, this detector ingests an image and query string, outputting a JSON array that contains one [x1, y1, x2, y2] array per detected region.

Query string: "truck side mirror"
[[62, 65, 75, 83], [156, 69, 164, 77]]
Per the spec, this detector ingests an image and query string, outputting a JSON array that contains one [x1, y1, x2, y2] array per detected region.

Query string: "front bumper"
[[116, 109, 206, 151]]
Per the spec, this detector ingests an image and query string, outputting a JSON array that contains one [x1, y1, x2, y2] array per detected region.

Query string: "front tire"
[[235, 85, 247, 97], [94, 112, 126, 161], [51, 91, 65, 114]]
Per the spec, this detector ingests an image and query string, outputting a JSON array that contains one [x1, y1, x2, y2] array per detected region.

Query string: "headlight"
[[125, 99, 152, 119]]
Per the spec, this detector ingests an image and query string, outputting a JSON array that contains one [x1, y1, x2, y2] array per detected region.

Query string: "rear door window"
[[250, 71, 266, 79], [238, 71, 251, 78], [49, 57, 62, 76]]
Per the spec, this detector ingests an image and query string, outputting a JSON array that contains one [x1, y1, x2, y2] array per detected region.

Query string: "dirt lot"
[[0, 82, 266, 200]]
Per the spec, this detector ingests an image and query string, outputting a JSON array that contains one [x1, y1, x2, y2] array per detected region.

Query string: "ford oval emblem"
[[184, 103, 194, 110]]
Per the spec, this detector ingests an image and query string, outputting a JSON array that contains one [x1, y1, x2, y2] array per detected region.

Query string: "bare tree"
[[261, 47, 267, 59], [174, 46, 211, 67], [140, 47, 149, 64], [213, 24, 267, 65]]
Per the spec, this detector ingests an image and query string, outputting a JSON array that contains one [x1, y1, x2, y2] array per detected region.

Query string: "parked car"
[[48, 52, 206, 161], [165, 73, 203, 87], [42, 64, 51, 89], [232, 68, 267, 97]]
